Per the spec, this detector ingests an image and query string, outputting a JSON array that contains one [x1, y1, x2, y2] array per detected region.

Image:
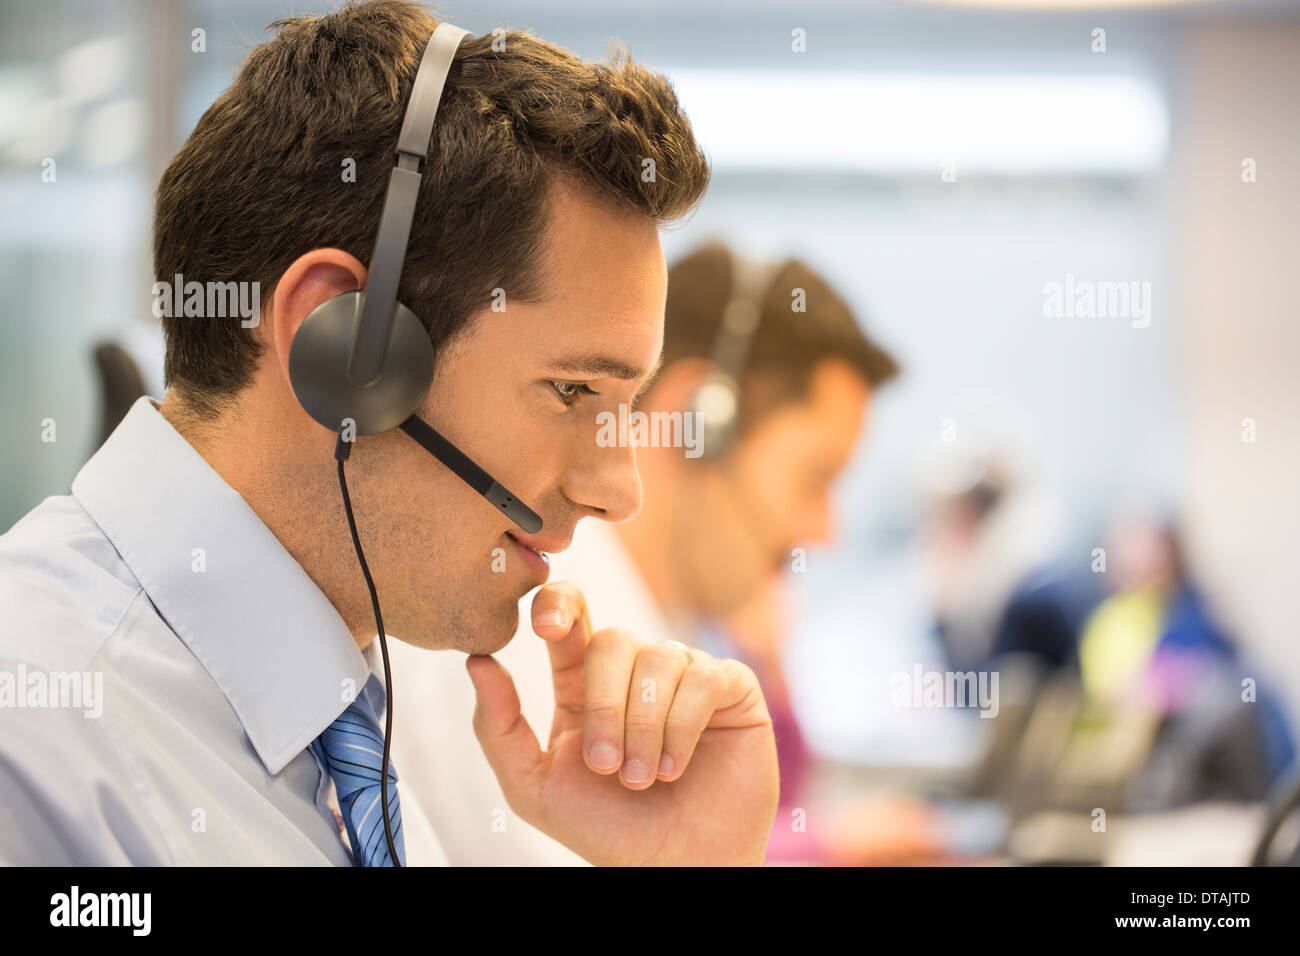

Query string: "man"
[[0, 1, 778, 866], [391, 240, 901, 864]]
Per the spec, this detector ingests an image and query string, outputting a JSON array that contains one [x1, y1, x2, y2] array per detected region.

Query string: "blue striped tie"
[[311, 695, 406, 867]]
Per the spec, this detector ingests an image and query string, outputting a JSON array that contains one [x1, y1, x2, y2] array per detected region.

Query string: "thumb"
[[465, 654, 544, 816]]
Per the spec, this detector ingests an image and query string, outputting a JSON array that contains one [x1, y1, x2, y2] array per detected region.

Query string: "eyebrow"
[[547, 351, 664, 398]]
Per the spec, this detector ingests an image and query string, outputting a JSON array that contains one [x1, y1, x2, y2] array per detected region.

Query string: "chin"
[[461, 598, 521, 656], [704, 575, 766, 618]]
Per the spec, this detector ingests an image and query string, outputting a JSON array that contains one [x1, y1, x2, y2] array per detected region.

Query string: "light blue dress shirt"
[[0, 396, 421, 864]]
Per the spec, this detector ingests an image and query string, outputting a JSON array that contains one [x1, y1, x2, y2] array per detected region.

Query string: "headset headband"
[[707, 251, 781, 384], [349, 23, 471, 387]]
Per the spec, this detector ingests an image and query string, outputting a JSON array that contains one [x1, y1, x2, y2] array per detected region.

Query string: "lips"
[[506, 530, 572, 555], [505, 531, 553, 583]]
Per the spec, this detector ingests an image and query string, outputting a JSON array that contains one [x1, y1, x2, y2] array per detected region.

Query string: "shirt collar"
[[71, 395, 372, 774]]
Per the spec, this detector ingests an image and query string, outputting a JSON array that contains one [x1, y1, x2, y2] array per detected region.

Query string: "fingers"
[[465, 654, 543, 817], [530, 582, 593, 717], [659, 656, 761, 783], [618, 640, 692, 789], [528, 582, 769, 792], [655, 655, 726, 784], [583, 638, 755, 792], [582, 627, 640, 777]]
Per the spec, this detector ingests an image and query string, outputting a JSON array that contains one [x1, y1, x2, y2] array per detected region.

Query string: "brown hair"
[[662, 241, 900, 431], [154, 0, 710, 421]]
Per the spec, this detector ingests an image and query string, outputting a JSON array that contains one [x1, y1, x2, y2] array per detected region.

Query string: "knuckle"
[[664, 710, 696, 736], [688, 660, 726, 696], [728, 658, 758, 688], [623, 710, 662, 734], [585, 697, 625, 722], [638, 643, 683, 670]]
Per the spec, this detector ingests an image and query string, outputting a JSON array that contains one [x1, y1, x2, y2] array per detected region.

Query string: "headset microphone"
[[398, 416, 540, 531], [287, 21, 541, 866]]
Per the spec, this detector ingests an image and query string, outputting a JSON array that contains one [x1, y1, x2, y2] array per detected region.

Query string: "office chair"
[[92, 341, 147, 447]]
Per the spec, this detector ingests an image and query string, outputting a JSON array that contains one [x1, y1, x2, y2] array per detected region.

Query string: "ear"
[[267, 248, 368, 386]]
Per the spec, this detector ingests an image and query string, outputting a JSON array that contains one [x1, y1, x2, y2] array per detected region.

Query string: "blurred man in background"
[[391, 240, 901, 864]]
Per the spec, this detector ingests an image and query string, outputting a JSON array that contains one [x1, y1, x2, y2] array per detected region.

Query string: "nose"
[[566, 437, 642, 524]]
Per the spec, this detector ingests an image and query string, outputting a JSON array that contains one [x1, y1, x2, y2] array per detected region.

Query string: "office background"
[[2, 0, 1298, 863]]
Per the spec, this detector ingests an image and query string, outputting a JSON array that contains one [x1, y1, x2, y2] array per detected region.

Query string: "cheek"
[[741, 443, 805, 532], [519, 422, 589, 507], [381, 465, 493, 564]]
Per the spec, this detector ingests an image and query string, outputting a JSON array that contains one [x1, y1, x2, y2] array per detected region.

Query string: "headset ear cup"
[[688, 372, 741, 461], [289, 291, 434, 436]]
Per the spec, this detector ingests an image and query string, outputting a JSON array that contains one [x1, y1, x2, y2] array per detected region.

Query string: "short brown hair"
[[154, 0, 710, 421], [662, 241, 900, 431]]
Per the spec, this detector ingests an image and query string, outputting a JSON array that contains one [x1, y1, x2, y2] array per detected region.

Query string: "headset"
[[286, 21, 542, 867], [684, 250, 782, 461]]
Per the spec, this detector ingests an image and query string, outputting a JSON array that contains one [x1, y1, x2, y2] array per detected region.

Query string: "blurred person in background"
[[391, 240, 902, 864], [718, 582, 946, 865], [910, 417, 1101, 825], [1075, 507, 1295, 809], [918, 423, 1092, 682]]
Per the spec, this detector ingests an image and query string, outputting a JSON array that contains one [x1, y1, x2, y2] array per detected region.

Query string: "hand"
[[466, 581, 779, 865]]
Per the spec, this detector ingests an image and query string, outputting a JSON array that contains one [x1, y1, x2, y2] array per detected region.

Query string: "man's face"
[[674, 358, 870, 614], [368, 182, 664, 654]]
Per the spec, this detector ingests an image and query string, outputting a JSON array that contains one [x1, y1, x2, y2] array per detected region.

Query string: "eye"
[[549, 380, 598, 407]]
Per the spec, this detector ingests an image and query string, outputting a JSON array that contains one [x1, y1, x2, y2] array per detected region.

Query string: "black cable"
[[334, 432, 402, 867]]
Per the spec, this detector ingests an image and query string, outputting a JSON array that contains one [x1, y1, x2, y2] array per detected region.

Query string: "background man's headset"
[[685, 251, 782, 460], [286, 21, 541, 867]]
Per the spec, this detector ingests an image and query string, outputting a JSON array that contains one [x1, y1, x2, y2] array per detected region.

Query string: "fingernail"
[[534, 609, 565, 628], [621, 758, 650, 783], [588, 741, 619, 770], [657, 754, 674, 777]]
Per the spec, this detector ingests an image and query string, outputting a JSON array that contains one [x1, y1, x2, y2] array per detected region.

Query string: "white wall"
[[1175, 20, 1300, 723]]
